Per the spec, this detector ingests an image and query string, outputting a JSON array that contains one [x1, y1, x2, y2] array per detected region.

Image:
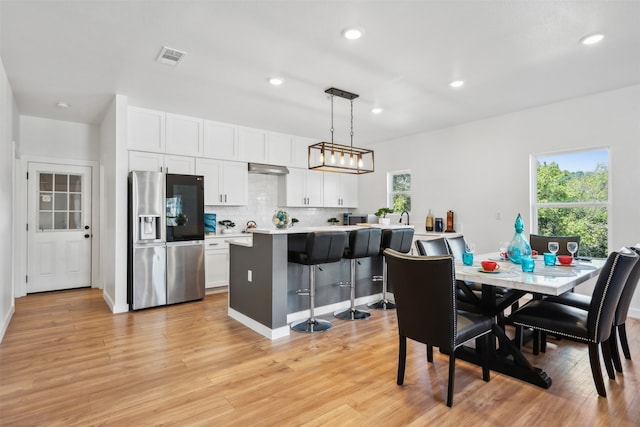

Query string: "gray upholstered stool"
[[289, 231, 348, 333], [369, 227, 414, 310], [335, 228, 382, 320]]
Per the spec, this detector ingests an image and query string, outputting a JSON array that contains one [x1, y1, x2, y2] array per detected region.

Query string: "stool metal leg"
[[368, 258, 396, 310], [335, 259, 371, 320], [291, 264, 332, 333]]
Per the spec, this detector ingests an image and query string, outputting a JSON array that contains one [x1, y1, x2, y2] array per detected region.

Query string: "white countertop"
[[249, 224, 414, 235]]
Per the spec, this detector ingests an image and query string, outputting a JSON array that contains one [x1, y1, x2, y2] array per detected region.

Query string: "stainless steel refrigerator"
[[128, 171, 205, 310]]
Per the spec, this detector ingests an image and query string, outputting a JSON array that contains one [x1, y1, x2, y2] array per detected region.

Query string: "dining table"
[[453, 252, 605, 388]]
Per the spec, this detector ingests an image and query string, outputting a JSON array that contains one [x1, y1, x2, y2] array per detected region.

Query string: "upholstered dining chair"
[[529, 234, 581, 257], [384, 249, 494, 407], [417, 237, 524, 323], [509, 249, 639, 397], [542, 246, 640, 373]]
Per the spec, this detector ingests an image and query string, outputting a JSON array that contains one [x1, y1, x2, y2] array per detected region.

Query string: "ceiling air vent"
[[156, 46, 187, 65]]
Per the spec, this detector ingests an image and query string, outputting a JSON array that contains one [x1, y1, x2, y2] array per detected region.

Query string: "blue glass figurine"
[[507, 213, 532, 264]]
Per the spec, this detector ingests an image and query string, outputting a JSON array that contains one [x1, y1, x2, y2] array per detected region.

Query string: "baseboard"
[[0, 301, 16, 343], [228, 307, 290, 340], [102, 291, 129, 314]]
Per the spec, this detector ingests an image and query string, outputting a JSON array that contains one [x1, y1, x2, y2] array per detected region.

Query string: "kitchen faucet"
[[399, 210, 410, 225]]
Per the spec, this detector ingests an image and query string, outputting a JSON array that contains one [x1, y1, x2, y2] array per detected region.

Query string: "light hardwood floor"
[[1, 288, 639, 426]]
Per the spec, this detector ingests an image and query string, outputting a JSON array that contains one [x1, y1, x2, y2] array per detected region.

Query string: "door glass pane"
[[54, 193, 68, 210], [69, 174, 82, 192], [38, 171, 84, 231], [39, 212, 53, 230], [40, 173, 53, 191], [69, 194, 81, 210], [39, 192, 53, 210], [54, 212, 68, 229], [69, 211, 81, 230], [55, 174, 68, 191]]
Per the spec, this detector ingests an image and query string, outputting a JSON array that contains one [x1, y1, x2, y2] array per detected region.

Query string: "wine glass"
[[499, 241, 509, 259], [465, 242, 476, 254], [567, 241, 578, 258], [548, 241, 559, 255]]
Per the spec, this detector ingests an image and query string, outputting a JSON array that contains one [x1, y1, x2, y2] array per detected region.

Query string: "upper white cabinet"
[[165, 113, 203, 156], [129, 151, 195, 174], [127, 106, 165, 152], [196, 158, 248, 206], [267, 132, 294, 166], [291, 136, 314, 168], [278, 168, 324, 207], [323, 173, 358, 208], [238, 127, 266, 163], [203, 120, 238, 160]]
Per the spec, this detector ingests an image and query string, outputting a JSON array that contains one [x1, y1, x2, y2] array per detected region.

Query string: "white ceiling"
[[2, 1, 639, 145]]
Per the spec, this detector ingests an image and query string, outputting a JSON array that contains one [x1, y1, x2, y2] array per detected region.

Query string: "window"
[[388, 170, 411, 212], [532, 149, 609, 257], [38, 172, 83, 231]]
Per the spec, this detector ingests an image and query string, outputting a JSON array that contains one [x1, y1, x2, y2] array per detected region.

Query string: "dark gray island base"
[[228, 227, 403, 339]]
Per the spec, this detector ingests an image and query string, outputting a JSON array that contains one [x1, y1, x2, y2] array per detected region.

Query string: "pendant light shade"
[[308, 87, 374, 174]]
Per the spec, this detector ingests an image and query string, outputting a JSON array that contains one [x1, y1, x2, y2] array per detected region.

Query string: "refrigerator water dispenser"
[[139, 215, 161, 241]]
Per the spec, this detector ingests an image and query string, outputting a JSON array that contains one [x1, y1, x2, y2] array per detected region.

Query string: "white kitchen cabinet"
[[196, 158, 248, 206], [238, 127, 267, 163], [266, 132, 293, 166], [205, 235, 252, 288], [278, 167, 324, 207], [323, 173, 358, 208], [291, 136, 315, 168], [165, 113, 203, 156], [129, 151, 195, 174], [127, 106, 165, 152], [203, 120, 238, 160]]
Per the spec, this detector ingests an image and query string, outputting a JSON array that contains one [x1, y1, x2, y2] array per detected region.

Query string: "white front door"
[[27, 162, 92, 293]]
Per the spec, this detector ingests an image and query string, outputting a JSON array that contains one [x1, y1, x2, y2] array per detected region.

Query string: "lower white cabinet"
[[205, 235, 252, 288]]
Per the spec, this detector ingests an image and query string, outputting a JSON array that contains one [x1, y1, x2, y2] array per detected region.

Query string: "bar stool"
[[289, 231, 348, 333], [335, 228, 382, 320], [369, 227, 414, 310]]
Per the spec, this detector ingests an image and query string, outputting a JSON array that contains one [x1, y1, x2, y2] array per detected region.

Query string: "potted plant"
[[291, 218, 299, 226], [327, 217, 340, 226], [375, 207, 395, 225], [218, 219, 236, 234]]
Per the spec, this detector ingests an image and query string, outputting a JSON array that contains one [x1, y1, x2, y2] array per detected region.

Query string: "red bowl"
[[557, 255, 573, 265]]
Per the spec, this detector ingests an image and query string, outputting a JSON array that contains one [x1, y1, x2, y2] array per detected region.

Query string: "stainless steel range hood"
[[248, 163, 289, 175]]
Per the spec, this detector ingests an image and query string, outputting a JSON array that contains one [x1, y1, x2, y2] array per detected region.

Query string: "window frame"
[[387, 169, 412, 212], [529, 146, 612, 256]]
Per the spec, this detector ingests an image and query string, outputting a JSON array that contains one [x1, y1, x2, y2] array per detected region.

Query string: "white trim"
[[0, 303, 15, 343], [102, 291, 128, 314], [228, 308, 290, 340], [16, 155, 100, 297]]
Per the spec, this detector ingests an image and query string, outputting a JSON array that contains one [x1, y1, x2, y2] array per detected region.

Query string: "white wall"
[[358, 84, 640, 316], [0, 57, 17, 342], [20, 116, 100, 161], [99, 94, 129, 313]]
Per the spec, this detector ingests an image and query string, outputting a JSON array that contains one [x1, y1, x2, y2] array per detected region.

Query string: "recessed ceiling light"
[[449, 80, 465, 88], [268, 77, 285, 86], [342, 28, 364, 40], [371, 107, 383, 114], [56, 101, 70, 108], [580, 33, 604, 45]]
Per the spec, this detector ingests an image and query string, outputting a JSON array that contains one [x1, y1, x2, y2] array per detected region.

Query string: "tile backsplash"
[[206, 174, 358, 233]]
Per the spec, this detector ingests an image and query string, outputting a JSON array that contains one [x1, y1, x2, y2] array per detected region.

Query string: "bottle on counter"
[[426, 209, 434, 232]]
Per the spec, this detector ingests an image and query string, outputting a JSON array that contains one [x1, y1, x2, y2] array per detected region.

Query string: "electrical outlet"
[[247, 270, 252, 282], [495, 211, 502, 220]]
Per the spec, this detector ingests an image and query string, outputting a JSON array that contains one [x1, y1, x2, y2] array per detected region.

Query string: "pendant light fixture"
[[308, 87, 374, 174]]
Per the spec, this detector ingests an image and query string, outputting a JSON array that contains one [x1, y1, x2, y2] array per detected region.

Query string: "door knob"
[[84, 234, 90, 238], [84, 225, 90, 230]]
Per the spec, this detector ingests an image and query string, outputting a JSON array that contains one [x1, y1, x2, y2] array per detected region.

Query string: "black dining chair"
[[384, 249, 494, 407], [509, 249, 639, 397], [541, 246, 640, 372], [417, 237, 524, 323], [529, 234, 581, 257]]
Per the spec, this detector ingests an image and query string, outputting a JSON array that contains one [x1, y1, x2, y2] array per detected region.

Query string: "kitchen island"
[[228, 225, 413, 339]]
